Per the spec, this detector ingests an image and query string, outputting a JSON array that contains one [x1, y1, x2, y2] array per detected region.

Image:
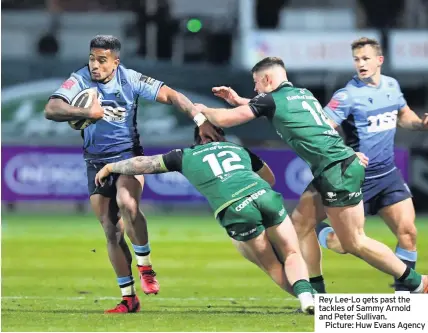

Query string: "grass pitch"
[[2, 213, 427, 331]]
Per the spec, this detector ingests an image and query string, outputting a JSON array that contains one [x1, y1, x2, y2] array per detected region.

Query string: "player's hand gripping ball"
[[68, 88, 102, 130]]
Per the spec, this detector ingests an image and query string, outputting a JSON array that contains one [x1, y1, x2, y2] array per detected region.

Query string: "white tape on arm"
[[193, 113, 207, 127]]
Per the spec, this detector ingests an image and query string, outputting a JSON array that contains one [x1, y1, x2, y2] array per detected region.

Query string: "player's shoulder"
[[72, 64, 92, 86], [381, 75, 401, 90]]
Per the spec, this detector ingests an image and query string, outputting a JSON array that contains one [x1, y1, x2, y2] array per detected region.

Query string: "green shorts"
[[311, 154, 365, 207], [217, 188, 287, 241]]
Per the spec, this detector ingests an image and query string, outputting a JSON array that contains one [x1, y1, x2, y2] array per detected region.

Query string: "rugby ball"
[[68, 88, 98, 130]]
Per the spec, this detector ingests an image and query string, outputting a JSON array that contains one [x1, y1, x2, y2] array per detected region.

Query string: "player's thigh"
[[324, 200, 366, 247], [265, 215, 301, 263], [379, 198, 416, 236], [232, 230, 282, 272], [90, 193, 121, 240], [314, 155, 365, 208], [115, 175, 144, 210], [291, 184, 327, 233]]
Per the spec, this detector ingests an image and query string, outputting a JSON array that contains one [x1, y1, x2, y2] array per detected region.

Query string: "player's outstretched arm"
[[195, 104, 256, 128], [212, 86, 250, 106], [44, 93, 104, 122], [95, 155, 167, 186], [398, 105, 428, 130], [156, 85, 200, 117], [156, 85, 223, 141]]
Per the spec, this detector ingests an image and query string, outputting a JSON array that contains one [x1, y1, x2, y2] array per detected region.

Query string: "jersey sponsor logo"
[[367, 110, 398, 133], [235, 189, 267, 212], [100, 100, 127, 123], [278, 207, 286, 217], [325, 192, 337, 202], [348, 189, 362, 200], [286, 95, 316, 101], [140, 75, 156, 86], [61, 79, 76, 90]]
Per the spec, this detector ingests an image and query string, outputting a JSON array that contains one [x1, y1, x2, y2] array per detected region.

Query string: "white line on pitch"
[[2, 296, 298, 302]]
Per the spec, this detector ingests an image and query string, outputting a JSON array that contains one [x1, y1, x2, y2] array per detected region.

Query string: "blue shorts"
[[85, 147, 144, 198], [363, 168, 412, 216]]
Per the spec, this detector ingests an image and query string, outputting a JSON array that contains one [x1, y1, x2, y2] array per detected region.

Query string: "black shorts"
[[85, 148, 143, 198], [363, 168, 412, 216]]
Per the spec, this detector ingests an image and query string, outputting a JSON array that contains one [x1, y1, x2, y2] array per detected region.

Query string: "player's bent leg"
[[291, 186, 328, 293], [90, 194, 131, 277], [266, 216, 310, 287], [325, 201, 424, 292], [90, 194, 140, 313], [230, 232, 294, 295], [116, 174, 159, 295], [316, 221, 347, 254], [379, 198, 417, 291], [230, 229, 314, 314]]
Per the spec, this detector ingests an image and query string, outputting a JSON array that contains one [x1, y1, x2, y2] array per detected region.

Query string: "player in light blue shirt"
[[44, 35, 221, 313], [290, 37, 428, 293]]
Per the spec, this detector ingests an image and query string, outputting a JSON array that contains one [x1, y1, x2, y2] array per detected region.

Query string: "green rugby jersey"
[[248, 82, 355, 178], [161, 142, 270, 217]]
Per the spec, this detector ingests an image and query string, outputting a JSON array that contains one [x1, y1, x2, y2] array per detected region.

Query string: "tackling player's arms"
[[95, 155, 167, 186], [397, 105, 428, 130], [196, 104, 256, 128]]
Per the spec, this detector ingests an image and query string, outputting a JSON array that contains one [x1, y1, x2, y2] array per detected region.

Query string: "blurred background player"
[[292, 37, 428, 293], [44, 35, 221, 313], [94, 126, 316, 314], [196, 57, 428, 294]]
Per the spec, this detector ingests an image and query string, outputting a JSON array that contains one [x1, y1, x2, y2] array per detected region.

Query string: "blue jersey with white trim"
[[51, 64, 163, 156], [324, 75, 406, 178]]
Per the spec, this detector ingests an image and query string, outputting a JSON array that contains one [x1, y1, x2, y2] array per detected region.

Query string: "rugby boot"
[[138, 265, 160, 295], [104, 296, 140, 313]]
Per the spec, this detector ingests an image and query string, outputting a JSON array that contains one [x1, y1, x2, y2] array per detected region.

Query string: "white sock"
[[298, 292, 314, 313], [137, 253, 152, 266], [121, 284, 136, 297]]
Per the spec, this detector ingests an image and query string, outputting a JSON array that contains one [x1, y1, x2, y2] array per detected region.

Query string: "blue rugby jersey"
[[51, 64, 163, 157], [324, 75, 406, 178]]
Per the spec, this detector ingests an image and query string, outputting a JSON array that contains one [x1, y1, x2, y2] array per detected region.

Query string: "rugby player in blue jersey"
[[291, 37, 428, 293], [44, 35, 221, 313]]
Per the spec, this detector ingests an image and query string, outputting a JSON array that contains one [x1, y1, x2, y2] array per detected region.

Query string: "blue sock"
[[394, 246, 417, 291], [132, 243, 152, 266], [316, 221, 334, 249], [132, 243, 151, 256], [117, 275, 136, 296]]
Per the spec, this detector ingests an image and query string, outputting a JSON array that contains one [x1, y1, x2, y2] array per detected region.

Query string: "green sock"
[[400, 268, 422, 291], [310, 275, 326, 293], [292, 279, 313, 296]]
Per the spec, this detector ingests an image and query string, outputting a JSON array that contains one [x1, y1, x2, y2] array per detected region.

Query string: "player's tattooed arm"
[[95, 155, 167, 186], [398, 105, 428, 130], [111, 156, 167, 175]]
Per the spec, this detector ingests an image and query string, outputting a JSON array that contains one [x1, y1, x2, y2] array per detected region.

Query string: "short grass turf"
[[2, 213, 427, 331]]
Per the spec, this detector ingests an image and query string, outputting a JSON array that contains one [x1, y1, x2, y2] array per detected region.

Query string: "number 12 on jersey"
[[203, 151, 245, 177]]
